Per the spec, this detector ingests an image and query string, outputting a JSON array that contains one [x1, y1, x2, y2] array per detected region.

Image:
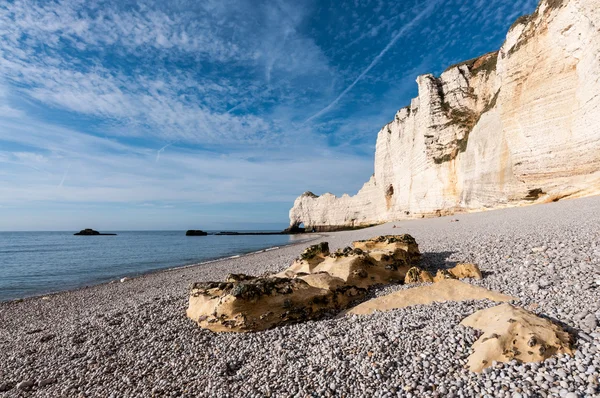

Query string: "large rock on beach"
[[189, 235, 421, 331], [347, 279, 515, 315], [278, 235, 420, 288], [187, 276, 365, 332], [460, 303, 575, 372], [352, 234, 420, 261], [310, 248, 410, 288]]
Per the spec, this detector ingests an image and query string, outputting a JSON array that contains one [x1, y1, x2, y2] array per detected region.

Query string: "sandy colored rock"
[[311, 249, 410, 289], [433, 269, 458, 283], [289, 0, 600, 230], [404, 267, 434, 284], [460, 303, 574, 372], [352, 235, 420, 262], [278, 236, 419, 288], [347, 279, 515, 316], [275, 242, 330, 278], [448, 263, 483, 280], [296, 272, 346, 290], [187, 276, 365, 332]]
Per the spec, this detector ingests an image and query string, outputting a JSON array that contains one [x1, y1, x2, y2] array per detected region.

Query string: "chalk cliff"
[[290, 0, 600, 231]]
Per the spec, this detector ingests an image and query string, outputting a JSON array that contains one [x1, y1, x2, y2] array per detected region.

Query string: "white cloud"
[[0, 117, 373, 205], [0, 0, 333, 146]]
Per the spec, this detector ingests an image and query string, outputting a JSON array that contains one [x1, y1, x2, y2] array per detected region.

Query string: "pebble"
[[1, 196, 600, 397], [16, 380, 34, 390]]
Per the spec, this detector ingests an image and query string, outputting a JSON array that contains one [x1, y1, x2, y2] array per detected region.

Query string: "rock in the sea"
[[74, 229, 116, 236], [347, 279, 515, 316], [288, 0, 600, 230], [460, 303, 574, 372], [185, 230, 208, 236], [186, 276, 365, 332]]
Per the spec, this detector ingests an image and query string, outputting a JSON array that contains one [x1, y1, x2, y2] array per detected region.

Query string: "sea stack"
[[186, 230, 208, 236], [74, 229, 117, 236]]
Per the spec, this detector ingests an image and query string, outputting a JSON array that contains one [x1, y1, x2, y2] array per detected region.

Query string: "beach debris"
[[460, 303, 574, 372], [187, 276, 365, 332], [120, 277, 129, 283], [346, 279, 515, 316]]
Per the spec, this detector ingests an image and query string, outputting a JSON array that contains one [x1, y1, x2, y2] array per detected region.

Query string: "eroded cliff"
[[290, 0, 600, 231]]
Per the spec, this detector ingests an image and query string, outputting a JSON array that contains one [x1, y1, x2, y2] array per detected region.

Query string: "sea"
[[0, 231, 308, 302]]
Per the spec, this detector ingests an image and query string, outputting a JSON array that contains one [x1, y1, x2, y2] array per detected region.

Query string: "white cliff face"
[[290, 0, 600, 230]]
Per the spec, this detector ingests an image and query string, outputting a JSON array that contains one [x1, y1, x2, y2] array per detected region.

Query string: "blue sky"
[[0, 0, 537, 231]]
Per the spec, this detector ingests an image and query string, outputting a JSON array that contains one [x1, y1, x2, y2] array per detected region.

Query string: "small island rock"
[[74, 229, 116, 236], [186, 230, 208, 236]]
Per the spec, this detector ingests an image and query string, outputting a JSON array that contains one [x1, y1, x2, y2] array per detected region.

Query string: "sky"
[[0, 0, 538, 231]]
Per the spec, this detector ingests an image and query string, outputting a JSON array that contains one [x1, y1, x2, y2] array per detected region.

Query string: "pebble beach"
[[1, 196, 599, 397]]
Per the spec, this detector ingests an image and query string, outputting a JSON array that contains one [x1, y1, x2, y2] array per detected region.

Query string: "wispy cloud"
[[58, 164, 71, 188], [305, 0, 440, 123], [0, 0, 539, 229], [155, 143, 173, 163]]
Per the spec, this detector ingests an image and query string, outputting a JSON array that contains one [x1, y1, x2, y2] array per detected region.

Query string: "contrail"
[[155, 143, 173, 163], [305, 1, 439, 123], [58, 163, 71, 187]]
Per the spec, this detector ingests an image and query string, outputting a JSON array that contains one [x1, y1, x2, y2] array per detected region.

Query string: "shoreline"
[[1, 196, 599, 396], [2, 233, 325, 305]]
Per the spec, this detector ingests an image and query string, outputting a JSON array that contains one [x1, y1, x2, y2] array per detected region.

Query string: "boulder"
[[311, 248, 410, 288], [433, 269, 458, 283], [352, 235, 420, 263], [277, 237, 418, 287], [448, 263, 483, 280], [460, 303, 574, 372], [187, 276, 365, 332], [347, 279, 516, 316]]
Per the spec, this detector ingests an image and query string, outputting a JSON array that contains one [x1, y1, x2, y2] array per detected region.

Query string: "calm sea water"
[[0, 231, 305, 302]]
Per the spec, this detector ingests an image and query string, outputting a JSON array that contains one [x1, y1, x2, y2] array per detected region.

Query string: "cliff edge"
[[290, 0, 600, 231]]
